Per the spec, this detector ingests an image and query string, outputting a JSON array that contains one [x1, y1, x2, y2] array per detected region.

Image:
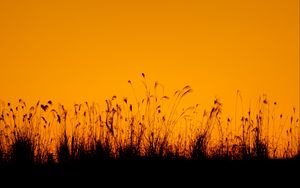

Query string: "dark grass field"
[[0, 80, 299, 185]]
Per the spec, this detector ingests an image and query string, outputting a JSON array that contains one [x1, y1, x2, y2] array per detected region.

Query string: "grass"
[[0, 74, 299, 165]]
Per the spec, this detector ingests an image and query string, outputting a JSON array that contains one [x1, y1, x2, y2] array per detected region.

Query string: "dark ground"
[[0, 159, 299, 186]]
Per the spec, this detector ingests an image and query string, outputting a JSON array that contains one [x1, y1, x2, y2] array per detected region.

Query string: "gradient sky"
[[0, 0, 299, 116]]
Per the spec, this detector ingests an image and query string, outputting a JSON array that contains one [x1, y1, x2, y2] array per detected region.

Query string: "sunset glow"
[[0, 0, 298, 113], [0, 0, 299, 163]]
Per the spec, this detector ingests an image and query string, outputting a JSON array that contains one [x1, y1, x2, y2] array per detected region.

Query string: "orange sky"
[[0, 0, 299, 116]]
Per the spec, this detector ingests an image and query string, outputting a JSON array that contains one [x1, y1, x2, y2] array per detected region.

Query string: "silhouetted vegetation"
[[0, 74, 299, 166]]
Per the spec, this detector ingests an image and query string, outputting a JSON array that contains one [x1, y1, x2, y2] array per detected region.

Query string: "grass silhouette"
[[0, 74, 299, 166]]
